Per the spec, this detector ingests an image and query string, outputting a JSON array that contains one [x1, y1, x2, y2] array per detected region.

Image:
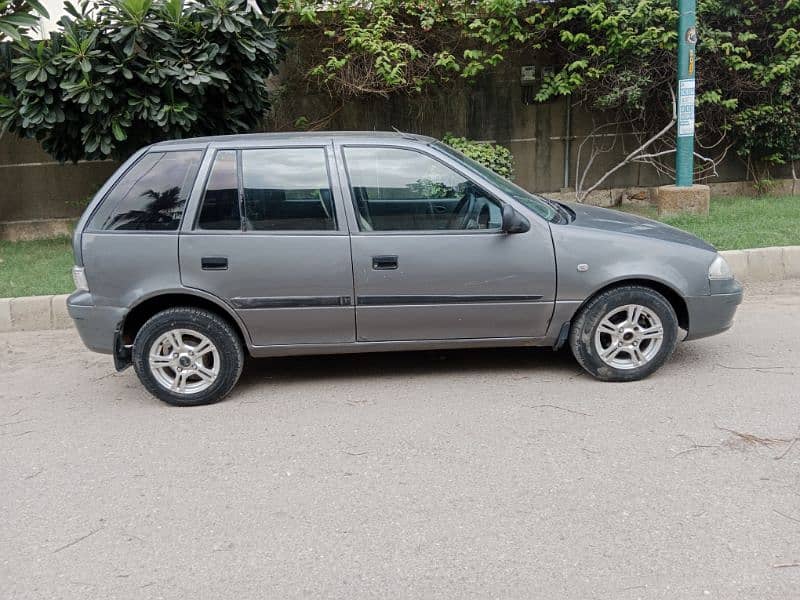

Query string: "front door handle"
[[372, 255, 398, 270], [201, 256, 228, 270]]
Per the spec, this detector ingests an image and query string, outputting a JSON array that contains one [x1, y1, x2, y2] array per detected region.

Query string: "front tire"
[[569, 285, 679, 382], [132, 307, 244, 406]]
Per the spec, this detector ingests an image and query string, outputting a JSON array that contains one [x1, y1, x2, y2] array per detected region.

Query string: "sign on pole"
[[675, 1, 697, 187]]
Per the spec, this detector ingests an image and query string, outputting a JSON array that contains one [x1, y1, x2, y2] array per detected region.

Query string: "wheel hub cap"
[[594, 304, 664, 370], [148, 328, 220, 394]]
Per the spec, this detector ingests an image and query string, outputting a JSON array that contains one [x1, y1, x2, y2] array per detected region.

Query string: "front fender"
[[550, 224, 715, 301]]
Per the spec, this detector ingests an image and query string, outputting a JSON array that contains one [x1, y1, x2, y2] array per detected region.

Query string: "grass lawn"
[[0, 237, 74, 298], [0, 196, 798, 297], [615, 195, 800, 251]]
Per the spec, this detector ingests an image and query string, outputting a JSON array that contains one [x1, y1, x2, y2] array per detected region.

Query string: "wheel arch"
[[120, 289, 252, 351], [575, 278, 689, 332]]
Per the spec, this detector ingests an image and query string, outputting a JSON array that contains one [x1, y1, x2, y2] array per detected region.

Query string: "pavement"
[[1, 280, 799, 600]]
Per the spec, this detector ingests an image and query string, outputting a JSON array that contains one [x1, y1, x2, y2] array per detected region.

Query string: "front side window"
[[343, 146, 502, 231], [241, 148, 336, 231], [90, 151, 202, 231], [433, 141, 559, 222], [197, 151, 240, 230]]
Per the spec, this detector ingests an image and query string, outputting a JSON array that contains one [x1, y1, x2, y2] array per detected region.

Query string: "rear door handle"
[[372, 255, 398, 270], [201, 256, 228, 270]]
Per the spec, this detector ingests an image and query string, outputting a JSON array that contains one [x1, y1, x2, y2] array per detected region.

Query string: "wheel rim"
[[148, 328, 220, 394], [593, 304, 664, 370]]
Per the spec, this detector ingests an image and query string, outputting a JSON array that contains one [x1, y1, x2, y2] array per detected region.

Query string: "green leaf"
[[0, 21, 22, 41], [111, 121, 127, 141], [25, 0, 50, 19]]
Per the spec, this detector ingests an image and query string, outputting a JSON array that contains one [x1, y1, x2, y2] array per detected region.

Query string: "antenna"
[[391, 126, 418, 141]]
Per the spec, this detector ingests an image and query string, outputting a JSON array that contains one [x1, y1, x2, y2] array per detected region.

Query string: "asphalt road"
[[2, 280, 799, 600]]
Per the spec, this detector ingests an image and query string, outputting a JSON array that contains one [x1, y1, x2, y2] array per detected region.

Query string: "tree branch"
[[573, 88, 726, 198], [577, 110, 676, 201]]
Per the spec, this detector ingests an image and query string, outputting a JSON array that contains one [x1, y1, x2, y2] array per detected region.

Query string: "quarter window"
[[90, 151, 202, 231], [344, 147, 502, 231], [241, 148, 336, 231], [197, 151, 240, 230]]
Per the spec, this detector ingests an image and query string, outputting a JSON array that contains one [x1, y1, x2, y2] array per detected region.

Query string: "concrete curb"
[[720, 246, 800, 284], [1, 294, 71, 333], [1, 246, 799, 333]]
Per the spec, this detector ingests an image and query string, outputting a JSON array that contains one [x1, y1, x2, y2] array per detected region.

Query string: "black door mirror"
[[501, 205, 530, 234]]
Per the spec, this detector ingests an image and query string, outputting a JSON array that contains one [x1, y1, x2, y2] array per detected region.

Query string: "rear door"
[[336, 143, 557, 342], [179, 143, 355, 347]]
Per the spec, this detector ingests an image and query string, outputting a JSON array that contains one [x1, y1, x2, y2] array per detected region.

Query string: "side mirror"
[[501, 205, 530, 234]]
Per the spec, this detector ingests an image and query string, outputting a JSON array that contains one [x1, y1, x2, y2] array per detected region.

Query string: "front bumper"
[[67, 291, 126, 355], [683, 280, 744, 341]]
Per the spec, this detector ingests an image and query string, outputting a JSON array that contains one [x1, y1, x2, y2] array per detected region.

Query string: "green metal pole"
[[675, 0, 697, 187]]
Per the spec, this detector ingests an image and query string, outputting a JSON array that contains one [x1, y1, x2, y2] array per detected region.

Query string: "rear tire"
[[132, 307, 244, 406], [569, 285, 679, 382]]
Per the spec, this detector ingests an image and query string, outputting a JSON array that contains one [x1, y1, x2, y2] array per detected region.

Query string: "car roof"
[[150, 131, 437, 148]]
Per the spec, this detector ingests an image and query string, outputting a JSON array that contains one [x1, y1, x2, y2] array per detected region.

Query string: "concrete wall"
[[268, 51, 789, 194], [1, 50, 795, 234], [0, 136, 119, 223]]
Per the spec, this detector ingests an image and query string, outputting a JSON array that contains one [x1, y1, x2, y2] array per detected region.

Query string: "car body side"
[[67, 132, 741, 366]]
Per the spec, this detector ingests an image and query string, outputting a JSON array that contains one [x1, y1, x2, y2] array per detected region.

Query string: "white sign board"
[[678, 79, 695, 138], [520, 66, 537, 83]]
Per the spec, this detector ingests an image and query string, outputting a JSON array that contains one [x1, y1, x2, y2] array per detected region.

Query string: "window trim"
[[193, 149, 242, 232], [190, 144, 343, 235], [85, 148, 206, 235], [236, 149, 246, 230], [340, 144, 506, 236]]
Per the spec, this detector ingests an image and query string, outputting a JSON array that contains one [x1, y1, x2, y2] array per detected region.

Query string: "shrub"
[[0, 0, 286, 162], [442, 134, 514, 178]]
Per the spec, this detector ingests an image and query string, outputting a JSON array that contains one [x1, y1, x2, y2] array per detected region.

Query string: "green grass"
[[614, 195, 800, 251], [0, 237, 74, 298], [0, 195, 798, 297]]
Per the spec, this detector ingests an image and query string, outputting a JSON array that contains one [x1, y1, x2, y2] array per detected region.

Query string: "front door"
[[337, 144, 557, 342], [180, 145, 355, 347]]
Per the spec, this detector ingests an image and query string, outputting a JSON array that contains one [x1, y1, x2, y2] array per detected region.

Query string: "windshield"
[[432, 141, 559, 222]]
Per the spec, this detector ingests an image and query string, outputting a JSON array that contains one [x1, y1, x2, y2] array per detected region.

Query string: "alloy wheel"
[[148, 328, 220, 394], [593, 304, 665, 370]]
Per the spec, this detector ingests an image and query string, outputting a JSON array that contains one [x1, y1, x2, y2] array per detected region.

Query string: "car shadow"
[[237, 346, 581, 388]]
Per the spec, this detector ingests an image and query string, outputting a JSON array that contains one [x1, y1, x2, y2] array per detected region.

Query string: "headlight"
[[708, 254, 733, 280], [72, 266, 89, 291]]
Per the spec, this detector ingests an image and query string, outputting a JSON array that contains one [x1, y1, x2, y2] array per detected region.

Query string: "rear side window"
[[197, 151, 240, 230], [89, 151, 202, 231], [241, 148, 336, 231]]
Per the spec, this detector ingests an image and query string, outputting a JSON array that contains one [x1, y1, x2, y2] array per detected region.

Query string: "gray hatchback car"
[[68, 131, 743, 406]]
